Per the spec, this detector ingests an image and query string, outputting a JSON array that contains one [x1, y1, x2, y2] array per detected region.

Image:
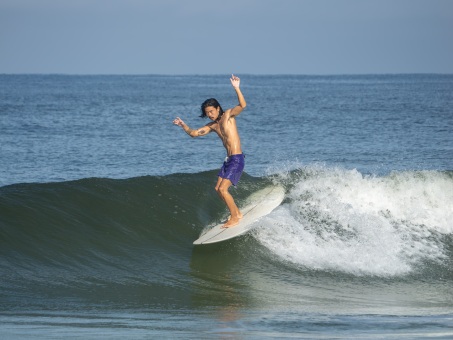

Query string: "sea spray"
[[254, 166, 453, 276]]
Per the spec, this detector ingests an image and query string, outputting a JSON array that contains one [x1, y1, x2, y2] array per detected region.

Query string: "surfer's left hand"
[[230, 74, 240, 88]]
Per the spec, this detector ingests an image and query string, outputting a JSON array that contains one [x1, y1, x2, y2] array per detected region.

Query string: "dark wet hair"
[[200, 98, 224, 118]]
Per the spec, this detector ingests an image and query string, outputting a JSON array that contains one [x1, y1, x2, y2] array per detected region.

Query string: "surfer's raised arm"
[[229, 74, 247, 117], [172, 117, 212, 138]]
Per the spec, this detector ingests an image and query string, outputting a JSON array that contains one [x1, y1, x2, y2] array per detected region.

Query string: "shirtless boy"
[[173, 74, 246, 228]]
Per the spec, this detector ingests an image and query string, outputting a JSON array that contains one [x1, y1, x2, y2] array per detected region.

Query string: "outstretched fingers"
[[173, 117, 184, 126], [230, 74, 240, 88]]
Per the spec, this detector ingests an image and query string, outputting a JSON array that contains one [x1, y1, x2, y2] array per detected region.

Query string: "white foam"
[[254, 165, 453, 276]]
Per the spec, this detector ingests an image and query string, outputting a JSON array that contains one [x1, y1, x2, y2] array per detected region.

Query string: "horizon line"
[[1, 72, 452, 77]]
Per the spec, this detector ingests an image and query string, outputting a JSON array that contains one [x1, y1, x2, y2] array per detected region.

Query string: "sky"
[[1, 0, 452, 75]]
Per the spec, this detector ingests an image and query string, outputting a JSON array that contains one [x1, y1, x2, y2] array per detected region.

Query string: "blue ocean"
[[1, 74, 452, 338]]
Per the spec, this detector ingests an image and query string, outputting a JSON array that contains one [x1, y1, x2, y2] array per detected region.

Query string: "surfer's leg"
[[215, 178, 242, 227]]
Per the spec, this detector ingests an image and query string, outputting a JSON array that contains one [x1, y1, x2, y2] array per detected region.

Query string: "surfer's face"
[[204, 106, 220, 121]]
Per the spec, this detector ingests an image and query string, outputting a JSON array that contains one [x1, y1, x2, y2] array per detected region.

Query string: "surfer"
[[173, 74, 246, 228]]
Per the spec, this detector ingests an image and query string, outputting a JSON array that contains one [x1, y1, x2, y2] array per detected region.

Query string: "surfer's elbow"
[[188, 130, 199, 138]]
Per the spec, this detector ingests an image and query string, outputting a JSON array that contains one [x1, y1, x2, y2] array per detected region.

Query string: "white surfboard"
[[193, 185, 285, 245]]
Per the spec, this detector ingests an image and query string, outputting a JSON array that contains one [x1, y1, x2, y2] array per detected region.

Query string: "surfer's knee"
[[215, 177, 223, 193], [216, 181, 231, 197], [216, 185, 226, 196]]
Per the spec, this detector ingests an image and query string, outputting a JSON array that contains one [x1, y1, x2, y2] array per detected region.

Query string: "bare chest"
[[212, 117, 236, 137]]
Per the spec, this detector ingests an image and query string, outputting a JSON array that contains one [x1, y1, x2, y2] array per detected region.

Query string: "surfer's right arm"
[[173, 117, 211, 138]]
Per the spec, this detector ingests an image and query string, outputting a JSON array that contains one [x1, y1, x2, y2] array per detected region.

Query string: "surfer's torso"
[[208, 109, 242, 156]]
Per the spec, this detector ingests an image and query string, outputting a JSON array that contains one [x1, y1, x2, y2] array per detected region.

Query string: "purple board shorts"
[[218, 154, 245, 186]]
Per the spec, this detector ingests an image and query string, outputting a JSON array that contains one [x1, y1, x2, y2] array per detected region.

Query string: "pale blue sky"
[[1, 0, 452, 74]]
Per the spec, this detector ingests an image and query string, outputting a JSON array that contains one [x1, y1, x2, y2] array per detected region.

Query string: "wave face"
[[0, 172, 269, 308], [1, 168, 452, 311]]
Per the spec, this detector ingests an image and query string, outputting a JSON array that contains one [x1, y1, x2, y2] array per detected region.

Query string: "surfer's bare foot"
[[222, 218, 239, 228], [225, 212, 243, 222], [222, 214, 242, 228]]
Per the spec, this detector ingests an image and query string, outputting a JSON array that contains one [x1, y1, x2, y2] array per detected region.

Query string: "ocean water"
[[1, 74, 453, 338]]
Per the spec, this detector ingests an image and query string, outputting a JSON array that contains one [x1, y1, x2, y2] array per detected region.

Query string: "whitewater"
[[258, 166, 453, 276]]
